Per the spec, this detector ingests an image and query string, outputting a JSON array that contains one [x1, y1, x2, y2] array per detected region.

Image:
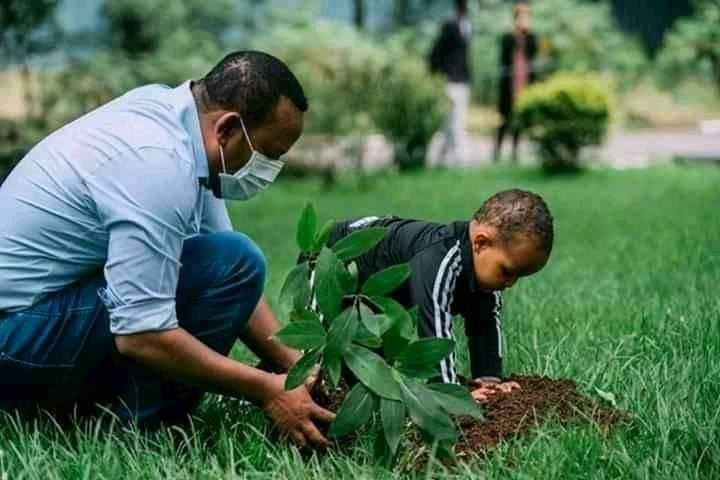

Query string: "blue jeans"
[[0, 232, 265, 427]]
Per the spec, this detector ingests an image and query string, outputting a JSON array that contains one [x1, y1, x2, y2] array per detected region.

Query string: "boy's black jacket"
[[327, 216, 504, 384]]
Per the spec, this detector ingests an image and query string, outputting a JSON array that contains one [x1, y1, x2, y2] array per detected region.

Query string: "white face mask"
[[218, 116, 283, 201]]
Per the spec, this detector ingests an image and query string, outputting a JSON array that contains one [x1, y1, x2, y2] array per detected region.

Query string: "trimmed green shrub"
[[514, 72, 613, 173]]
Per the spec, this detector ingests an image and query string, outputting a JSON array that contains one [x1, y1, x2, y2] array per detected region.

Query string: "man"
[[324, 190, 553, 399], [493, 1, 538, 163], [0, 51, 333, 449], [429, 0, 472, 166]]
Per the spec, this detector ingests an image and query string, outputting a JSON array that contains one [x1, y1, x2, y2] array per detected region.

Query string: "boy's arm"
[[463, 291, 504, 381], [409, 243, 464, 384]]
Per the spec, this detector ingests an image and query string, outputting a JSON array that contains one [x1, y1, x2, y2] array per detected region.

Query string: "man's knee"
[[211, 232, 266, 294]]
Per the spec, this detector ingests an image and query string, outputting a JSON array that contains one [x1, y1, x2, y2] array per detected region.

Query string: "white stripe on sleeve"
[[493, 291, 503, 358], [432, 241, 461, 383]]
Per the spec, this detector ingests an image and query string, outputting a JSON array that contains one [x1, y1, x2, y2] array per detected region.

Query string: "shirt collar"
[[169, 80, 209, 180], [455, 221, 479, 294]]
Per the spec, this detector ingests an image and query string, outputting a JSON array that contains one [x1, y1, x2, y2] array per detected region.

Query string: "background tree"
[[657, 0, 720, 95], [0, 0, 61, 120], [352, 0, 366, 29]]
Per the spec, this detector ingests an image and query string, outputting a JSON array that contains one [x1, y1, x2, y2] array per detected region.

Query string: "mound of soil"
[[312, 374, 628, 459], [453, 375, 629, 458]]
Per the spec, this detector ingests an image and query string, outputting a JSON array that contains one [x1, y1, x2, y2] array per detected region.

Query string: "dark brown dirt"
[[311, 378, 348, 412], [453, 375, 629, 458], [310, 374, 629, 462]]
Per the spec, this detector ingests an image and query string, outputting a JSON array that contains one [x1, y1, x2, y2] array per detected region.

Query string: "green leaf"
[[358, 311, 392, 338], [398, 376, 457, 441], [326, 307, 360, 357], [343, 344, 402, 400], [315, 248, 346, 320], [361, 264, 411, 297], [275, 319, 326, 351], [337, 261, 357, 294], [289, 309, 322, 324], [324, 354, 342, 387], [331, 227, 387, 262], [296, 202, 317, 253], [427, 383, 484, 418], [380, 398, 406, 455], [395, 338, 454, 379], [328, 383, 377, 438], [279, 263, 311, 312], [370, 297, 415, 339], [364, 313, 394, 337], [373, 425, 395, 468], [285, 348, 322, 391], [369, 297, 414, 362], [312, 219, 335, 254], [324, 307, 359, 387], [353, 322, 383, 349]]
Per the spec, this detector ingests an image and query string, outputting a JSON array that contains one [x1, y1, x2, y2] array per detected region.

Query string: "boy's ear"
[[471, 229, 493, 254]]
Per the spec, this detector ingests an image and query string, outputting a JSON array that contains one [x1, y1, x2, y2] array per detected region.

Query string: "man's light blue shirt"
[[0, 82, 232, 334]]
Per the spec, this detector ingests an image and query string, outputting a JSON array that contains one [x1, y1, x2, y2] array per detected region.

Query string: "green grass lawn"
[[2, 165, 719, 479]]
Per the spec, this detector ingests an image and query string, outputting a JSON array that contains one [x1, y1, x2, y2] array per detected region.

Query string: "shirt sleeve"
[[409, 241, 463, 384], [463, 291, 504, 379], [200, 189, 232, 234], [86, 147, 196, 335]]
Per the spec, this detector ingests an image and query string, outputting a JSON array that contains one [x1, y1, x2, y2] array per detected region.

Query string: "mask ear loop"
[[238, 116, 256, 152], [219, 143, 227, 174]]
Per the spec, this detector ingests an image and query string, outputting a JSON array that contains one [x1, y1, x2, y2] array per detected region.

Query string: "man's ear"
[[213, 112, 241, 146]]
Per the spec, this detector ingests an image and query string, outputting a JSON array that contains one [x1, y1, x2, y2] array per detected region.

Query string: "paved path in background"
[[427, 128, 720, 169]]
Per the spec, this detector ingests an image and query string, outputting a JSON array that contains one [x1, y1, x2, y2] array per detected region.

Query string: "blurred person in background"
[[493, 1, 538, 163], [429, 0, 472, 166]]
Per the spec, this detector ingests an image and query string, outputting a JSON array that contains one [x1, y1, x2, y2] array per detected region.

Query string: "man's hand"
[[262, 374, 335, 449], [469, 378, 521, 402]]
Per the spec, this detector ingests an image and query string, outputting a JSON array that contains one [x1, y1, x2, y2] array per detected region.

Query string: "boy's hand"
[[469, 378, 521, 402]]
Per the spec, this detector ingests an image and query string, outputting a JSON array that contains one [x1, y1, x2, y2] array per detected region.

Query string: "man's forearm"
[[240, 296, 302, 371], [115, 327, 283, 406]]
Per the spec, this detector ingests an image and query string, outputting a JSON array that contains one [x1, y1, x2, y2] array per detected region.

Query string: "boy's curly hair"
[[473, 189, 554, 254]]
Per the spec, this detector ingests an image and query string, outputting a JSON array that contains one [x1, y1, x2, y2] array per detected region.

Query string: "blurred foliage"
[[37, 0, 248, 131], [0, 0, 61, 120], [256, 16, 447, 169], [471, 0, 648, 105], [656, 0, 720, 96], [0, 0, 60, 64], [514, 72, 613, 173]]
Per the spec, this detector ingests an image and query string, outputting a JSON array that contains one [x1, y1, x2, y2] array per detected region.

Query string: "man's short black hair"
[[473, 189, 554, 254], [197, 50, 308, 127]]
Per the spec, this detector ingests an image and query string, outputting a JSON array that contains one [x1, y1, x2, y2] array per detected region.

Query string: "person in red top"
[[493, 1, 538, 163]]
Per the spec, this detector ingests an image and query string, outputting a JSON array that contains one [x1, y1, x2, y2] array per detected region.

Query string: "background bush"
[[514, 72, 613, 173], [656, 0, 720, 96], [257, 17, 447, 169]]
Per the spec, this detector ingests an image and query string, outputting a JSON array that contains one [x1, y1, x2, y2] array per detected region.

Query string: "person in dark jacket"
[[494, 1, 538, 163], [429, 0, 472, 165], [323, 189, 553, 401]]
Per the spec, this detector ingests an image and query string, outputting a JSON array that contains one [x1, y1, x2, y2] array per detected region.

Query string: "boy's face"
[[470, 223, 549, 292]]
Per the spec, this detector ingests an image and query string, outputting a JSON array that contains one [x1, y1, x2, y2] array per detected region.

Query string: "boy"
[[325, 189, 553, 399]]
